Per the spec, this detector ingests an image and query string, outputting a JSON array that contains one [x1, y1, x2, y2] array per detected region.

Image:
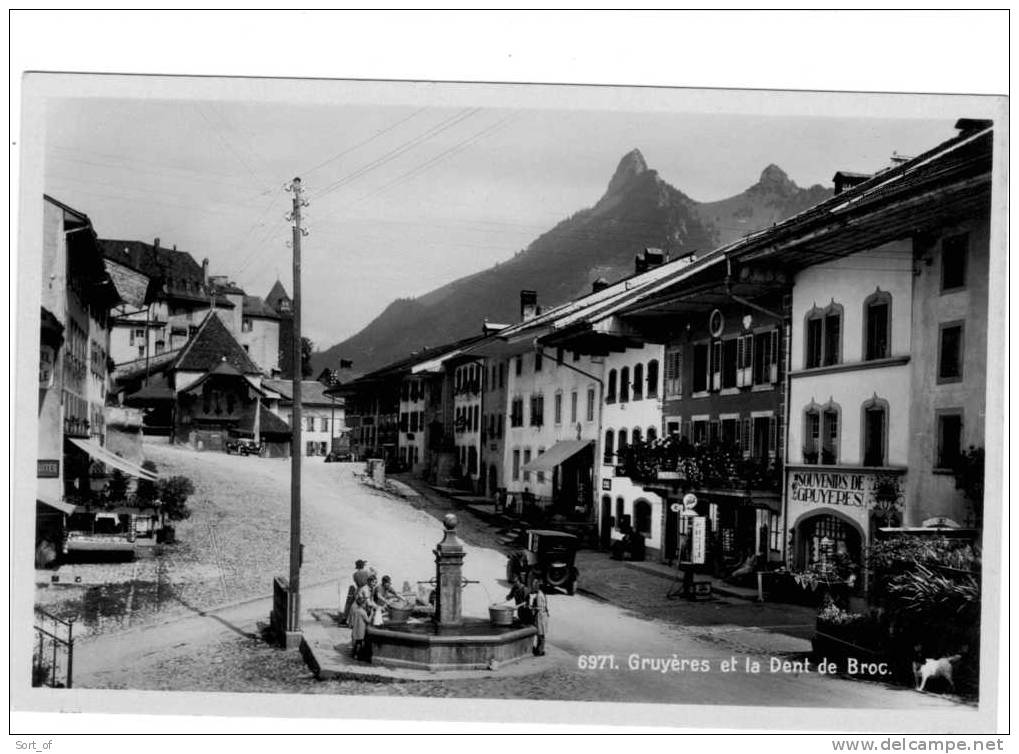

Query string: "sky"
[[39, 85, 964, 349]]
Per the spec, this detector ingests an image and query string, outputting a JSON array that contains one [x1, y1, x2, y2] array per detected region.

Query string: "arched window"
[[615, 497, 626, 530], [805, 302, 844, 368], [617, 429, 628, 456], [632, 427, 642, 445], [603, 429, 615, 463], [620, 366, 631, 402], [646, 359, 659, 398], [634, 499, 652, 538], [606, 369, 617, 403], [861, 396, 889, 467], [803, 400, 841, 464], [863, 289, 892, 361], [646, 426, 657, 443], [632, 363, 644, 400]]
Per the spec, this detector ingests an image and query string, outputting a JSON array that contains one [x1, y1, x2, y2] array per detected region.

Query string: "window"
[[138, 345, 145, 358], [410, 412, 419, 432], [862, 398, 888, 467], [822, 408, 839, 464], [692, 343, 709, 393], [154, 340, 165, 355], [497, 413, 504, 436], [242, 318, 253, 333], [306, 441, 316, 456], [615, 498, 625, 529], [617, 429, 628, 457], [692, 420, 708, 445], [936, 412, 963, 470], [721, 418, 738, 448], [511, 450, 521, 481], [646, 426, 657, 443], [535, 351, 543, 372], [864, 291, 891, 361], [573, 350, 580, 362], [604, 430, 615, 463], [803, 408, 820, 464], [570, 391, 578, 424], [666, 421, 680, 437], [586, 388, 595, 422], [468, 446, 478, 475], [536, 447, 546, 484], [632, 363, 644, 400], [321, 418, 329, 432], [306, 417, 315, 431], [664, 350, 682, 397], [555, 348, 563, 365], [523, 449, 532, 483], [634, 500, 652, 538], [647, 359, 659, 398], [805, 305, 842, 368], [474, 404, 480, 432], [620, 366, 630, 402], [752, 416, 774, 459], [941, 233, 968, 291], [769, 512, 781, 551], [938, 323, 964, 382], [499, 362, 505, 388], [606, 369, 617, 403], [529, 394, 544, 427], [752, 330, 779, 384], [722, 339, 738, 388], [510, 398, 524, 427], [554, 392, 563, 424], [515, 356, 523, 376], [710, 341, 722, 391], [632, 427, 642, 445]]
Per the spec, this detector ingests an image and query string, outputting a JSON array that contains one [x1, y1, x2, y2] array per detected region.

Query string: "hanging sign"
[[691, 516, 707, 564], [37, 459, 59, 478]]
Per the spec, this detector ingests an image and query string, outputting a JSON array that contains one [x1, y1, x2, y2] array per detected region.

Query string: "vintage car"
[[506, 529, 580, 595], [225, 438, 263, 456]]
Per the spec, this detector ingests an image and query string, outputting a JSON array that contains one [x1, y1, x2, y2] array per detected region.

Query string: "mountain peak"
[[755, 164, 797, 193], [604, 149, 650, 197]]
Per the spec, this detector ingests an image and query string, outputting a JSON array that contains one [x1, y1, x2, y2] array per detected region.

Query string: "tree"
[[134, 461, 159, 506], [301, 336, 314, 378], [158, 476, 195, 523]]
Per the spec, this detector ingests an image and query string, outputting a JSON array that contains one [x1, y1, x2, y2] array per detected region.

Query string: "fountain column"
[[433, 514, 465, 626]]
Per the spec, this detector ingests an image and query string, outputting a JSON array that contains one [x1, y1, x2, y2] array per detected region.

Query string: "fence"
[[33, 607, 75, 688]]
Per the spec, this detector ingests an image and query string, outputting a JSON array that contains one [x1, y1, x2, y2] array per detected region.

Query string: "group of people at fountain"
[[341, 559, 411, 659], [505, 574, 549, 656]]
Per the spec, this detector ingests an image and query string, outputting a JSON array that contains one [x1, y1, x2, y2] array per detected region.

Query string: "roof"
[[99, 239, 207, 298], [122, 375, 175, 404], [242, 295, 280, 319], [265, 280, 292, 310], [173, 311, 262, 375], [263, 379, 338, 406], [105, 258, 151, 308], [112, 348, 182, 382], [235, 404, 292, 437]]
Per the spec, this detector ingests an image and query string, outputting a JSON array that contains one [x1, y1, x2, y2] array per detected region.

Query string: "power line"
[[300, 107, 428, 178]]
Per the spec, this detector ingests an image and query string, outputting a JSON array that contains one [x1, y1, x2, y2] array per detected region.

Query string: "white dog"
[[913, 654, 962, 693]]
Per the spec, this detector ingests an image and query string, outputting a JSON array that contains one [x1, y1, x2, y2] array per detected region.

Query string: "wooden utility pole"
[[286, 177, 307, 634]]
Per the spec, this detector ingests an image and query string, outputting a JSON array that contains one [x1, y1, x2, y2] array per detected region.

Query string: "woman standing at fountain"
[[349, 593, 370, 660], [529, 578, 549, 656]]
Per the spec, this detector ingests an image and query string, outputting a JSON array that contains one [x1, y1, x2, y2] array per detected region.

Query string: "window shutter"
[[742, 418, 752, 457], [770, 329, 779, 383], [736, 338, 745, 387], [769, 416, 777, 457]]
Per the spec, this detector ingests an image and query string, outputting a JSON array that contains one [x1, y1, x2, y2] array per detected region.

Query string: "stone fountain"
[[365, 514, 537, 670]]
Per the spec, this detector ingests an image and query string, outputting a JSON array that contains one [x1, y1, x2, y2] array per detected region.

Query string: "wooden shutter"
[[736, 338, 745, 387], [770, 329, 779, 383]]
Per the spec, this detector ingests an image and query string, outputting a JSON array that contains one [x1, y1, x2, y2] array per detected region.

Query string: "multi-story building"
[[264, 379, 345, 457], [396, 373, 430, 472], [450, 357, 485, 488], [239, 294, 282, 377]]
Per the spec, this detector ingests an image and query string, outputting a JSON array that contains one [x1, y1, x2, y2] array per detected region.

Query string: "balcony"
[[618, 436, 783, 493]]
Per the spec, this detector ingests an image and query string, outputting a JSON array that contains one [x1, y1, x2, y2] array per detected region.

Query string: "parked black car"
[[506, 529, 580, 595], [225, 439, 263, 456]]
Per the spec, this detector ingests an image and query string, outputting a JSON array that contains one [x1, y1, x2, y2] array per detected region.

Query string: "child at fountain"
[[529, 578, 549, 656], [506, 574, 531, 624], [349, 593, 370, 660]]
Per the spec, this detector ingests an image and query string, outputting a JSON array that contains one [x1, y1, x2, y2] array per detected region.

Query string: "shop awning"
[[68, 438, 159, 481], [521, 440, 592, 473], [37, 497, 78, 516]]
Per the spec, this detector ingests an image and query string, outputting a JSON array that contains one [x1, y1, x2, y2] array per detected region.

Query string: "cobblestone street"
[[52, 442, 970, 712]]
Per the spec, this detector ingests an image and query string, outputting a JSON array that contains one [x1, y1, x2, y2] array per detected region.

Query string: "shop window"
[[692, 343, 709, 393], [512, 449, 521, 481], [586, 388, 595, 421], [570, 390, 578, 424], [646, 359, 659, 398], [634, 500, 652, 538], [606, 369, 617, 403], [864, 291, 892, 361], [938, 323, 964, 382], [941, 233, 968, 291], [554, 392, 563, 425], [721, 338, 738, 388], [664, 350, 682, 397], [632, 363, 644, 400], [604, 430, 615, 463], [862, 397, 889, 467], [936, 411, 963, 470], [620, 366, 630, 403]]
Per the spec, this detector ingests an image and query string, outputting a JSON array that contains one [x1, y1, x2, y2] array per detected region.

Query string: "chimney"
[[520, 290, 538, 322], [202, 257, 209, 285], [832, 171, 871, 195], [634, 253, 648, 274], [644, 248, 666, 268], [592, 277, 610, 293]]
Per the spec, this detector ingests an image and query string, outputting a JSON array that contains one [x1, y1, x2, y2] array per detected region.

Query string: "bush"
[[106, 469, 129, 504], [158, 475, 195, 523], [134, 461, 159, 506]]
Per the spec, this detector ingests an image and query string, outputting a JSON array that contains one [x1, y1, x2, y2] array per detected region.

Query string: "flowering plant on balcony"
[[618, 436, 782, 492]]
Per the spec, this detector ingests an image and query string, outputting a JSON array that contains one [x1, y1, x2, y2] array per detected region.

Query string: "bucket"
[[387, 606, 413, 624], [488, 604, 515, 627]]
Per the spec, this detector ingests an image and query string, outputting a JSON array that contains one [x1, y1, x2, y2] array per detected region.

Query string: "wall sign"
[[690, 516, 707, 564], [37, 459, 59, 478], [601, 479, 612, 491], [789, 470, 903, 509]]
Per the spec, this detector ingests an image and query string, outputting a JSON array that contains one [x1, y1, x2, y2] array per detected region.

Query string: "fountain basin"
[[367, 617, 537, 670]]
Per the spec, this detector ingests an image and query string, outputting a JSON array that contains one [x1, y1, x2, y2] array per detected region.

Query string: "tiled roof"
[[263, 379, 338, 406], [105, 258, 151, 308], [173, 312, 262, 375], [243, 295, 280, 319], [265, 280, 292, 311], [99, 239, 206, 298], [236, 404, 292, 437]]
